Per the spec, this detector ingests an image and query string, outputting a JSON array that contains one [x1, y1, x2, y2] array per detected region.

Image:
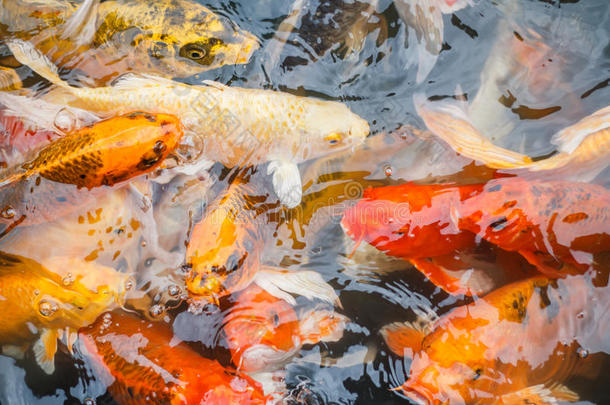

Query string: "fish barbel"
[[223, 285, 348, 372], [79, 310, 268, 405], [381, 274, 609, 404], [0, 251, 130, 374], [2, 0, 259, 79], [8, 39, 369, 207], [341, 178, 610, 295]]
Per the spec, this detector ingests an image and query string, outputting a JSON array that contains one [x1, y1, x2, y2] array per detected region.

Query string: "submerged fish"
[[415, 95, 610, 182], [186, 175, 339, 307], [341, 178, 610, 295], [0, 111, 182, 231], [8, 39, 369, 208], [3, 0, 259, 80], [381, 275, 609, 404], [223, 285, 348, 372], [79, 310, 268, 405], [394, 0, 473, 83], [0, 251, 129, 374]]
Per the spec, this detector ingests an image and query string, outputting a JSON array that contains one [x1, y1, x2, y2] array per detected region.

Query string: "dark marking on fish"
[[581, 78, 609, 99], [562, 212, 589, 224], [511, 104, 562, 120], [450, 15, 478, 39], [489, 217, 508, 231]]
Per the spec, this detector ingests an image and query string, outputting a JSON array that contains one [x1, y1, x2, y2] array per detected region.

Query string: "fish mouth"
[[399, 384, 435, 405]]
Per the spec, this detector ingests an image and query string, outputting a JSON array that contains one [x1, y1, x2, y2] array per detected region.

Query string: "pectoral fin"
[[410, 255, 495, 296], [380, 321, 426, 358], [33, 329, 58, 374], [267, 160, 302, 208], [499, 383, 579, 405], [254, 266, 340, 307]]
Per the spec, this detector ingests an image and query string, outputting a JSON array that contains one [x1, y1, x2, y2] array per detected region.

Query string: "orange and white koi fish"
[[223, 285, 348, 372], [79, 310, 268, 405], [341, 178, 610, 295], [381, 274, 609, 404]]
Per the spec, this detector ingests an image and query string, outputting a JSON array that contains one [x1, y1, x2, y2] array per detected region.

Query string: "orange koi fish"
[[185, 176, 340, 309], [0, 112, 182, 230], [381, 274, 609, 404], [79, 310, 268, 405], [223, 285, 348, 372], [341, 178, 610, 295], [185, 177, 263, 305], [0, 251, 129, 374]]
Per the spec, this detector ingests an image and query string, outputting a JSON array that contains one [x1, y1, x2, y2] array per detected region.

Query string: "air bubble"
[[576, 312, 585, 319], [149, 304, 164, 318], [168, 285, 181, 297], [383, 165, 393, 176], [62, 273, 74, 286], [39, 300, 58, 317], [83, 397, 96, 405], [125, 279, 134, 291], [0, 206, 15, 219], [577, 347, 589, 358]]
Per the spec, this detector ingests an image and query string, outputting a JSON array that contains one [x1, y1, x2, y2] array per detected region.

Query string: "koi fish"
[[223, 285, 348, 373], [7, 39, 369, 208], [394, 0, 473, 83], [0, 111, 182, 229], [381, 275, 609, 404], [79, 310, 268, 405], [2, 0, 259, 80], [414, 94, 610, 182], [185, 175, 340, 307], [0, 251, 129, 374], [341, 178, 610, 295]]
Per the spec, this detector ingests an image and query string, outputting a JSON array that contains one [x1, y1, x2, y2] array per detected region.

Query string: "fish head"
[[223, 286, 300, 371], [401, 351, 490, 405], [297, 99, 369, 160], [38, 257, 131, 328], [298, 307, 349, 345], [96, 112, 183, 184], [185, 210, 256, 304], [130, 3, 259, 77]]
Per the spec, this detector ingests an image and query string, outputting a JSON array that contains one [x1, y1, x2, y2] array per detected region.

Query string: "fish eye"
[[324, 133, 343, 145], [181, 44, 207, 60]]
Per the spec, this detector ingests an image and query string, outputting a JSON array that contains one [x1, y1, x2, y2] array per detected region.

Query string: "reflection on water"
[[0, 0, 609, 404]]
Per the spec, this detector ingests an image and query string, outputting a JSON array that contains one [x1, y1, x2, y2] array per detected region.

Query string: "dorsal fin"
[[551, 106, 610, 154]]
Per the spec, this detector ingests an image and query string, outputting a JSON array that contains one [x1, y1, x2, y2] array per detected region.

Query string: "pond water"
[[0, 0, 608, 404]]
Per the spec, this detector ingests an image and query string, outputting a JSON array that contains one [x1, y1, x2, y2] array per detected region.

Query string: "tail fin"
[[6, 40, 68, 89], [413, 93, 533, 169]]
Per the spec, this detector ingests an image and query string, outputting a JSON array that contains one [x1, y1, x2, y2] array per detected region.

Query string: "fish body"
[[185, 178, 264, 303], [223, 285, 348, 372], [0, 111, 182, 230], [79, 310, 268, 405], [9, 39, 369, 207], [381, 275, 609, 404], [2, 0, 259, 80], [341, 178, 610, 294], [394, 0, 473, 83], [0, 251, 128, 373]]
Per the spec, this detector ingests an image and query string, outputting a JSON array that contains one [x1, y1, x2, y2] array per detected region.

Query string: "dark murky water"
[[0, 0, 609, 404]]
